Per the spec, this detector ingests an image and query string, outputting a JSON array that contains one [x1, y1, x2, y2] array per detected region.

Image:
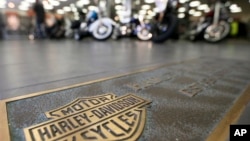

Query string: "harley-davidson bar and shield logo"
[[24, 93, 151, 141]]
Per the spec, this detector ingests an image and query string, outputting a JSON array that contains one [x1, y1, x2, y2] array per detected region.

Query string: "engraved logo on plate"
[[23, 93, 151, 141]]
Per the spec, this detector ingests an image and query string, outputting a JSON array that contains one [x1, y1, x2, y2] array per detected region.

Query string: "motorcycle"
[[188, 0, 230, 42], [113, 15, 152, 41], [71, 10, 117, 41], [151, 0, 179, 43]]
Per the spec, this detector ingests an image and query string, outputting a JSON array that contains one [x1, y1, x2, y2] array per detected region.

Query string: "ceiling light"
[[146, 15, 152, 20], [189, 1, 200, 7], [178, 13, 185, 18], [179, 0, 190, 3], [142, 5, 150, 10], [198, 4, 209, 10], [193, 11, 202, 17], [88, 6, 98, 11], [229, 4, 239, 10], [44, 4, 53, 10], [230, 7, 242, 13], [21, 1, 30, 7], [204, 8, 210, 13], [189, 9, 195, 15], [116, 10, 123, 15], [115, 5, 123, 10], [79, 0, 90, 5], [145, 0, 154, 4], [63, 6, 71, 12], [70, 3, 75, 8], [49, 0, 60, 6], [72, 7, 77, 12], [19, 5, 29, 11], [8, 2, 15, 8], [74, 15, 80, 20], [76, 0, 90, 7], [139, 10, 147, 15], [135, 0, 140, 5], [178, 7, 186, 13], [82, 9, 87, 13], [147, 10, 155, 16], [153, 8, 159, 13], [133, 14, 138, 19], [115, 0, 122, 4], [57, 9, 64, 14], [25, 0, 35, 3], [0, 1, 6, 5]]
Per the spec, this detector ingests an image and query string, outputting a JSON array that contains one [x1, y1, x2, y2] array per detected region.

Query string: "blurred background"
[[0, 0, 249, 41]]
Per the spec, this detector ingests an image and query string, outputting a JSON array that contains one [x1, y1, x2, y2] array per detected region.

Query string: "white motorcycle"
[[72, 10, 118, 41]]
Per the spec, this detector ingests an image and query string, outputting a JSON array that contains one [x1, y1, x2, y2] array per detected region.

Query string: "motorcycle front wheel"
[[152, 14, 178, 43], [92, 23, 113, 41], [204, 21, 230, 43], [136, 26, 152, 41]]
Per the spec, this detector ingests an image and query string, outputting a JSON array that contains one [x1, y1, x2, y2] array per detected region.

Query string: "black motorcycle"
[[189, 0, 230, 42], [151, 0, 179, 43]]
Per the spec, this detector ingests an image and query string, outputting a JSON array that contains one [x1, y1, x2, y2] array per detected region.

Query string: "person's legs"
[[36, 21, 46, 38]]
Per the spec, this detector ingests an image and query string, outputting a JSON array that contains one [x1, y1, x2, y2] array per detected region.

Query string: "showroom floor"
[[0, 38, 250, 141], [0, 38, 249, 100]]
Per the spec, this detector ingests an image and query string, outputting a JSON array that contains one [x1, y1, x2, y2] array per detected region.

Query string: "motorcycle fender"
[[89, 18, 118, 32]]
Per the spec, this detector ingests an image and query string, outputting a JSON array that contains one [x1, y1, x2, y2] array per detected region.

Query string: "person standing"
[[33, 0, 46, 38]]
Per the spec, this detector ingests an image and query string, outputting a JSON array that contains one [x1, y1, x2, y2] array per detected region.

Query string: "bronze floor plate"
[[1, 57, 250, 141]]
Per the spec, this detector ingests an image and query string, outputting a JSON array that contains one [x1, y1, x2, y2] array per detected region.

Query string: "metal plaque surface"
[[23, 94, 151, 141], [2, 57, 250, 141]]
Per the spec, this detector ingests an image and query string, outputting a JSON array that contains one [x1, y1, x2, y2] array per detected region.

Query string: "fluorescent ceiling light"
[[88, 6, 98, 11], [81, 0, 90, 5], [178, 13, 185, 18], [21, 1, 30, 7], [193, 11, 202, 17], [133, 14, 138, 19], [178, 7, 186, 13], [198, 4, 209, 10], [44, 4, 53, 10], [231, 7, 242, 13], [142, 5, 150, 10], [49, 0, 60, 6], [0, 1, 6, 5], [63, 6, 71, 12], [145, 0, 155, 4], [0, 5, 6, 8], [139, 10, 147, 15], [146, 15, 152, 19], [229, 4, 239, 10], [179, 0, 190, 4], [147, 10, 155, 16], [19, 5, 29, 11], [25, 0, 35, 3], [72, 7, 77, 12], [70, 3, 75, 7], [179, 0, 186, 4], [115, 5, 123, 10], [153, 8, 159, 12], [115, 0, 122, 4], [8, 2, 15, 8], [82, 9, 87, 13], [76, 1, 84, 7], [188, 9, 195, 15], [57, 9, 64, 14], [204, 8, 210, 13], [189, 1, 200, 7]]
